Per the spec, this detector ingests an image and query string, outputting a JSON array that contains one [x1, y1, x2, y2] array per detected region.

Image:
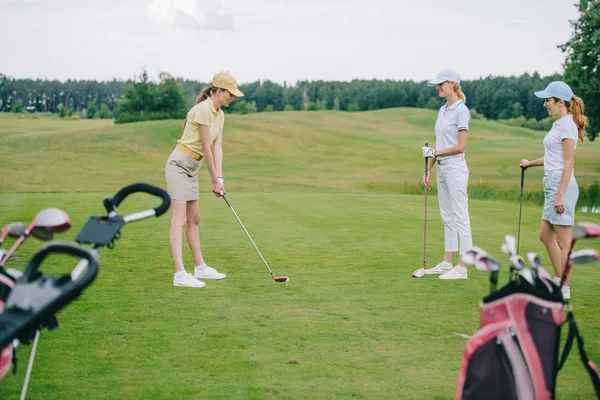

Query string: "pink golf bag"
[[456, 282, 600, 400]]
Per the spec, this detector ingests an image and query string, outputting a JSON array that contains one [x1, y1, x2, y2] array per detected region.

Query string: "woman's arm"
[[213, 128, 224, 178], [520, 157, 544, 168], [553, 138, 576, 213], [434, 130, 467, 157], [200, 125, 224, 196]]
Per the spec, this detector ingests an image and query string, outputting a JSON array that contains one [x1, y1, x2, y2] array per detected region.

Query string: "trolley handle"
[[103, 183, 171, 220]]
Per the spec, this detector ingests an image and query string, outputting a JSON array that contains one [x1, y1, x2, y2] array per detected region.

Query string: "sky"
[[0, 0, 580, 84]]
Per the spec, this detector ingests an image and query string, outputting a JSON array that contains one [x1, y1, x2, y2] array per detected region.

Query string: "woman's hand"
[[422, 172, 431, 187], [554, 193, 565, 214], [212, 179, 225, 198], [519, 159, 530, 169]]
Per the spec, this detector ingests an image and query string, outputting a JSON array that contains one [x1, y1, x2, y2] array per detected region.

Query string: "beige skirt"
[[165, 148, 203, 201]]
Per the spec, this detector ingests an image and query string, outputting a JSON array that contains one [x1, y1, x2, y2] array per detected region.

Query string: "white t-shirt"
[[434, 100, 470, 161], [543, 114, 578, 172]]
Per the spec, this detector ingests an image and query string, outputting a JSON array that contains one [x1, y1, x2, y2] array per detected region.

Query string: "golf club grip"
[[108, 183, 171, 217], [21, 242, 99, 288], [424, 142, 429, 173]]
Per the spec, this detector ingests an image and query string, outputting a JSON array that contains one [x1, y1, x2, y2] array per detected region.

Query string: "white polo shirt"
[[543, 114, 578, 172], [434, 100, 470, 161]]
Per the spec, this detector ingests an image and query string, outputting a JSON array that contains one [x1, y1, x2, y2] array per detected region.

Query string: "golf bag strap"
[[558, 311, 600, 398]]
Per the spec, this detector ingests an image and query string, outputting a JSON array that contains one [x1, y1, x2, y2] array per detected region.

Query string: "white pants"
[[436, 157, 473, 255]]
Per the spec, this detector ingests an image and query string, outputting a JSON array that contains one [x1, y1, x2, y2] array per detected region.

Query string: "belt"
[[176, 143, 202, 160], [437, 155, 465, 166]]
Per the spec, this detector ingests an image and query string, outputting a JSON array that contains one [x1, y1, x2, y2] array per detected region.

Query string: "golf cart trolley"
[[0, 183, 170, 399]]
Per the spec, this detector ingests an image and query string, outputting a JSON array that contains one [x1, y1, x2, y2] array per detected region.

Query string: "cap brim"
[[427, 79, 446, 87], [534, 90, 551, 99], [231, 88, 244, 97]]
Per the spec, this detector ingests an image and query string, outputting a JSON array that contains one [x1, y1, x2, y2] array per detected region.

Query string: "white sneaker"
[[174, 272, 206, 288], [440, 266, 468, 280], [561, 285, 571, 299], [424, 262, 452, 275], [194, 266, 226, 280]]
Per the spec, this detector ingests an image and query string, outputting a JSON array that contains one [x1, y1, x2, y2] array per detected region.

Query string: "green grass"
[[0, 111, 599, 399]]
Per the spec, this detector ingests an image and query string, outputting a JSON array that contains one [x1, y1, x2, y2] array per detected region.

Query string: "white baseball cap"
[[427, 69, 462, 87]]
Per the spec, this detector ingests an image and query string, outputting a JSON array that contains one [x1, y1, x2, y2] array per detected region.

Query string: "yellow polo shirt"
[[177, 98, 225, 156]]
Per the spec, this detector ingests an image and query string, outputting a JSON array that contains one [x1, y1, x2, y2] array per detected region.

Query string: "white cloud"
[[146, 0, 234, 30]]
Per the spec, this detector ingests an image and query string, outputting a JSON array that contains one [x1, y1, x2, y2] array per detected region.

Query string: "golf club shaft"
[[423, 142, 428, 269], [222, 195, 276, 276], [517, 167, 525, 254]]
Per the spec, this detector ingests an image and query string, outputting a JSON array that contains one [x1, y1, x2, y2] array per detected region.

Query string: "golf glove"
[[422, 146, 436, 158], [218, 177, 224, 185]]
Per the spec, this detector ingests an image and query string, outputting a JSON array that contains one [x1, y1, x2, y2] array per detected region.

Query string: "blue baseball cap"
[[534, 81, 573, 101]]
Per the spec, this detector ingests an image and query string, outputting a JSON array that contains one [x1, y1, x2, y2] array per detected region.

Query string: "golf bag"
[[456, 282, 600, 400]]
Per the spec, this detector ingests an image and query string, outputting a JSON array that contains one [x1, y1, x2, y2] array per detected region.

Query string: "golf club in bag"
[[456, 222, 600, 400], [412, 142, 430, 278], [221, 195, 289, 284]]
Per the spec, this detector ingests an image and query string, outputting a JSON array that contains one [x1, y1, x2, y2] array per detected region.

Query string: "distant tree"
[[560, 0, 600, 140], [12, 99, 23, 113], [98, 103, 112, 119], [87, 100, 98, 118]]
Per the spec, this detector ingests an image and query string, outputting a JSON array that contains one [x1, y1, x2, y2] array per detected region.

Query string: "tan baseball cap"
[[212, 72, 244, 97]]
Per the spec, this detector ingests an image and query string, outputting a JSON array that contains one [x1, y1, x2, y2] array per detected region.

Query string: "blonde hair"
[[453, 82, 466, 104], [566, 95, 586, 142]]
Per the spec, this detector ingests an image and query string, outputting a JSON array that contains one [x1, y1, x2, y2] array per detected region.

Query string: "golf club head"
[[527, 252, 542, 271], [570, 249, 600, 264], [34, 208, 71, 233], [502, 235, 517, 256], [474, 254, 500, 272], [273, 275, 289, 283], [412, 268, 425, 278], [31, 228, 54, 241], [6, 222, 27, 238], [461, 246, 487, 265], [510, 255, 527, 270], [572, 222, 600, 240]]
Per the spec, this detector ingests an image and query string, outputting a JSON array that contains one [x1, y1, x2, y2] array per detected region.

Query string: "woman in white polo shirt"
[[520, 81, 587, 299], [165, 72, 244, 288], [421, 69, 473, 280]]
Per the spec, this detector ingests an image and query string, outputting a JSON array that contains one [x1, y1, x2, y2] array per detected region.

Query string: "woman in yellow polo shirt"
[[165, 72, 244, 288]]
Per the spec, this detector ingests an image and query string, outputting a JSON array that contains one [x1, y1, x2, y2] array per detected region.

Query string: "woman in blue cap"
[[519, 81, 587, 299]]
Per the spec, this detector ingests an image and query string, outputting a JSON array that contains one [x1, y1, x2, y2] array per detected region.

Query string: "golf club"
[[462, 247, 498, 294], [475, 253, 501, 294], [501, 234, 528, 283], [1, 222, 54, 249], [221, 195, 289, 284], [517, 167, 525, 254], [526, 252, 555, 293], [0, 209, 71, 268], [561, 222, 600, 288], [412, 142, 429, 278]]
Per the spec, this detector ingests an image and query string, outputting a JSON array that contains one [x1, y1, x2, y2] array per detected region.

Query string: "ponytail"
[[454, 83, 466, 104], [567, 95, 586, 142], [183, 85, 218, 129]]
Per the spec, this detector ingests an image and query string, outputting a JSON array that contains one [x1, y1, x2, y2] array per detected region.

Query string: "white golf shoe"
[[174, 272, 206, 288], [439, 266, 468, 280], [194, 265, 227, 280], [424, 262, 453, 275]]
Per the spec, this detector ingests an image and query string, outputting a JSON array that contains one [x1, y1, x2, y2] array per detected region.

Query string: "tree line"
[[0, 0, 596, 139]]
